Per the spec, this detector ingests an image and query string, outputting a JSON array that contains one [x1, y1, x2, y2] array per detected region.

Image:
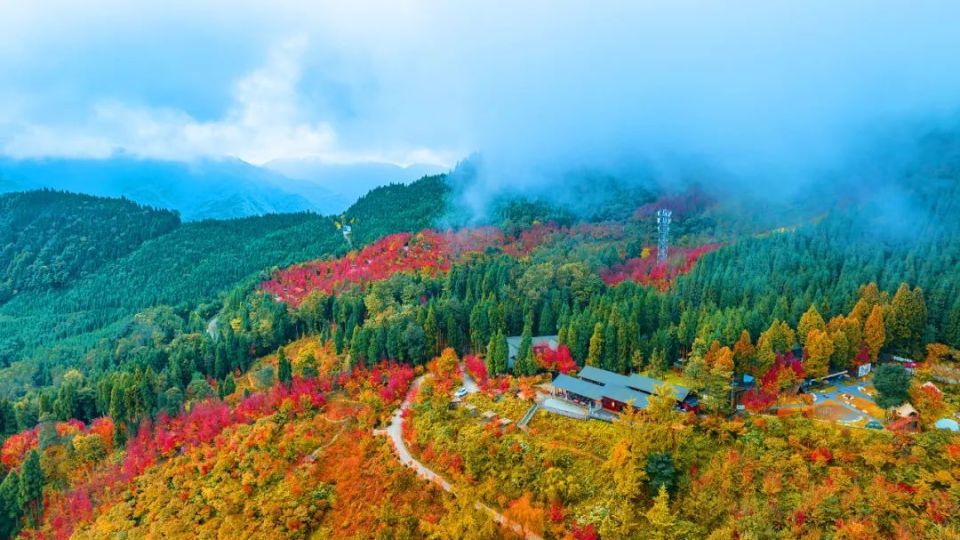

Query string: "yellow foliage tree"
[[865, 304, 886, 361], [797, 305, 826, 347], [804, 329, 834, 379]]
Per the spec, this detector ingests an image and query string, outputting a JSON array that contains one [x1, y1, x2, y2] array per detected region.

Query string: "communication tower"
[[656, 209, 672, 263]]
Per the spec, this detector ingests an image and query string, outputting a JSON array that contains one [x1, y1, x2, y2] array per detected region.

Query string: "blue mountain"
[[0, 156, 348, 220]]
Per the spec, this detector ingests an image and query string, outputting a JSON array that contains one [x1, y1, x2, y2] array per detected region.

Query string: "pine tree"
[[277, 348, 292, 386], [602, 320, 619, 372], [486, 332, 508, 376], [424, 304, 439, 358], [514, 322, 537, 376], [538, 300, 555, 335], [888, 283, 927, 355], [798, 304, 826, 347], [646, 485, 680, 540], [223, 374, 237, 397], [0, 469, 22, 539], [732, 330, 755, 372], [704, 347, 734, 414], [300, 353, 318, 378], [333, 325, 345, 354], [19, 450, 43, 527], [0, 400, 17, 437], [587, 322, 604, 367]]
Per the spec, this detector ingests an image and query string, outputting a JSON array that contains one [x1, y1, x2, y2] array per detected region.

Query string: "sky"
[[2, 1, 960, 190]]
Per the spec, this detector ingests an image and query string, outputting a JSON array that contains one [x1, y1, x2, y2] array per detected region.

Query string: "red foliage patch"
[[39, 363, 416, 539], [536, 344, 577, 374], [1, 427, 38, 469], [600, 244, 721, 290], [260, 224, 590, 306], [571, 523, 599, 540], [808, 447, 833, 464], [742, 353, 805, 413], [2, 418, 115, 471], [464, 354, 489, 385]]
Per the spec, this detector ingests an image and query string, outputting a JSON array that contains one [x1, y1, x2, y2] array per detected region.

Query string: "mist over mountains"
[[0, 156, 443, 220]]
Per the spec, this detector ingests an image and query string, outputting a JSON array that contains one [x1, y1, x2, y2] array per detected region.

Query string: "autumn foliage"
[[262, 227, 563, 306], [536, 344, 577, 374], [741, 352, 806, 413], [600, 244, 721, 289], [31, 361, 419, 539]]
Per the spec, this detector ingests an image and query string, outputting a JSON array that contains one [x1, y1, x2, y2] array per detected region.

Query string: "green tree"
[[222, 374, 237, 397], [299, 353, 318, 379], [486, 332, 508, 376], [645, 452, 676, 496], [0, 469, 23, 539], [873, 364, 911, 409], [37, 414, 58, 450], [888, 283, 927, 355], [18, 450, 43, 527], [0, 400, 17, 437], [277, 347, 293, 386], [513, 322, 537, 376], [587, 322, 604, 367], [424, 304, 439, 358]]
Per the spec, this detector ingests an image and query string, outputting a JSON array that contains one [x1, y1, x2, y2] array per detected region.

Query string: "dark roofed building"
[[552, 374, 603, 407], [628, 374, 690, 402], [598, 385, 649, 412], [579, 365, 633, 387], [553, 366, 694, 413]]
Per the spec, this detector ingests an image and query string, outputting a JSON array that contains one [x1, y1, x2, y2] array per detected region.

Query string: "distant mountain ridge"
[[0, 156, 447, 221], [264, 158, 446, 204], [0, 156, 345, 221]]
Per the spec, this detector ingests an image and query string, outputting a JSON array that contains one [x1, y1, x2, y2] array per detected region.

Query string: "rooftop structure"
[[552, 366, 693, 414]]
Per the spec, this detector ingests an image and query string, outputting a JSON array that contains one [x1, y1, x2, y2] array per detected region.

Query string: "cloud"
[[1, 1, 960, 181], [0, 36, 448, 166]]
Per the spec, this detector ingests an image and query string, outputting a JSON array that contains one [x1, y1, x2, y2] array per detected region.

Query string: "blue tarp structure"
[[935, 418, 960, 432]]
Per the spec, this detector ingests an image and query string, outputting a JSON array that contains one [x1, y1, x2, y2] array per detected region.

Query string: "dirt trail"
[[377, 375, 543, 540]]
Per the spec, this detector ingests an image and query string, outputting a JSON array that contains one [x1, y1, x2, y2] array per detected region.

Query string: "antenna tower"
[[656, 209, 672, 263]]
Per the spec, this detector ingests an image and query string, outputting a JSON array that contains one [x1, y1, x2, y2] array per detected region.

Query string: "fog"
[[2, 1, 960, 218]]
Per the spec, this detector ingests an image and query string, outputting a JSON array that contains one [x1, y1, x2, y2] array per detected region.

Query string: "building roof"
[[579, 366, 691, 401], [935, 418, 960, 432], [552, 374, 604, 401], [599, 385, 650, 409], [628, 374, 690, 401], [893, 402, 919, 418], [579, 365, 634, 387]]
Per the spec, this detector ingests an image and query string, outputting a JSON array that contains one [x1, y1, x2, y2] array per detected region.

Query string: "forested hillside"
[[0, 161, 959, 539], [0, 175, 450, 394], [0, 191, 179, 303]]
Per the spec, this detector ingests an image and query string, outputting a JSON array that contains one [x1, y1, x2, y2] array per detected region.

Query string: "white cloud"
[[2, 0, 960, 176], [0, 33, 457, 166]]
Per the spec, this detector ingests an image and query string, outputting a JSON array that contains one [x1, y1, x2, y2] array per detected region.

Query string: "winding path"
[[376, 375, 543, 540]]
